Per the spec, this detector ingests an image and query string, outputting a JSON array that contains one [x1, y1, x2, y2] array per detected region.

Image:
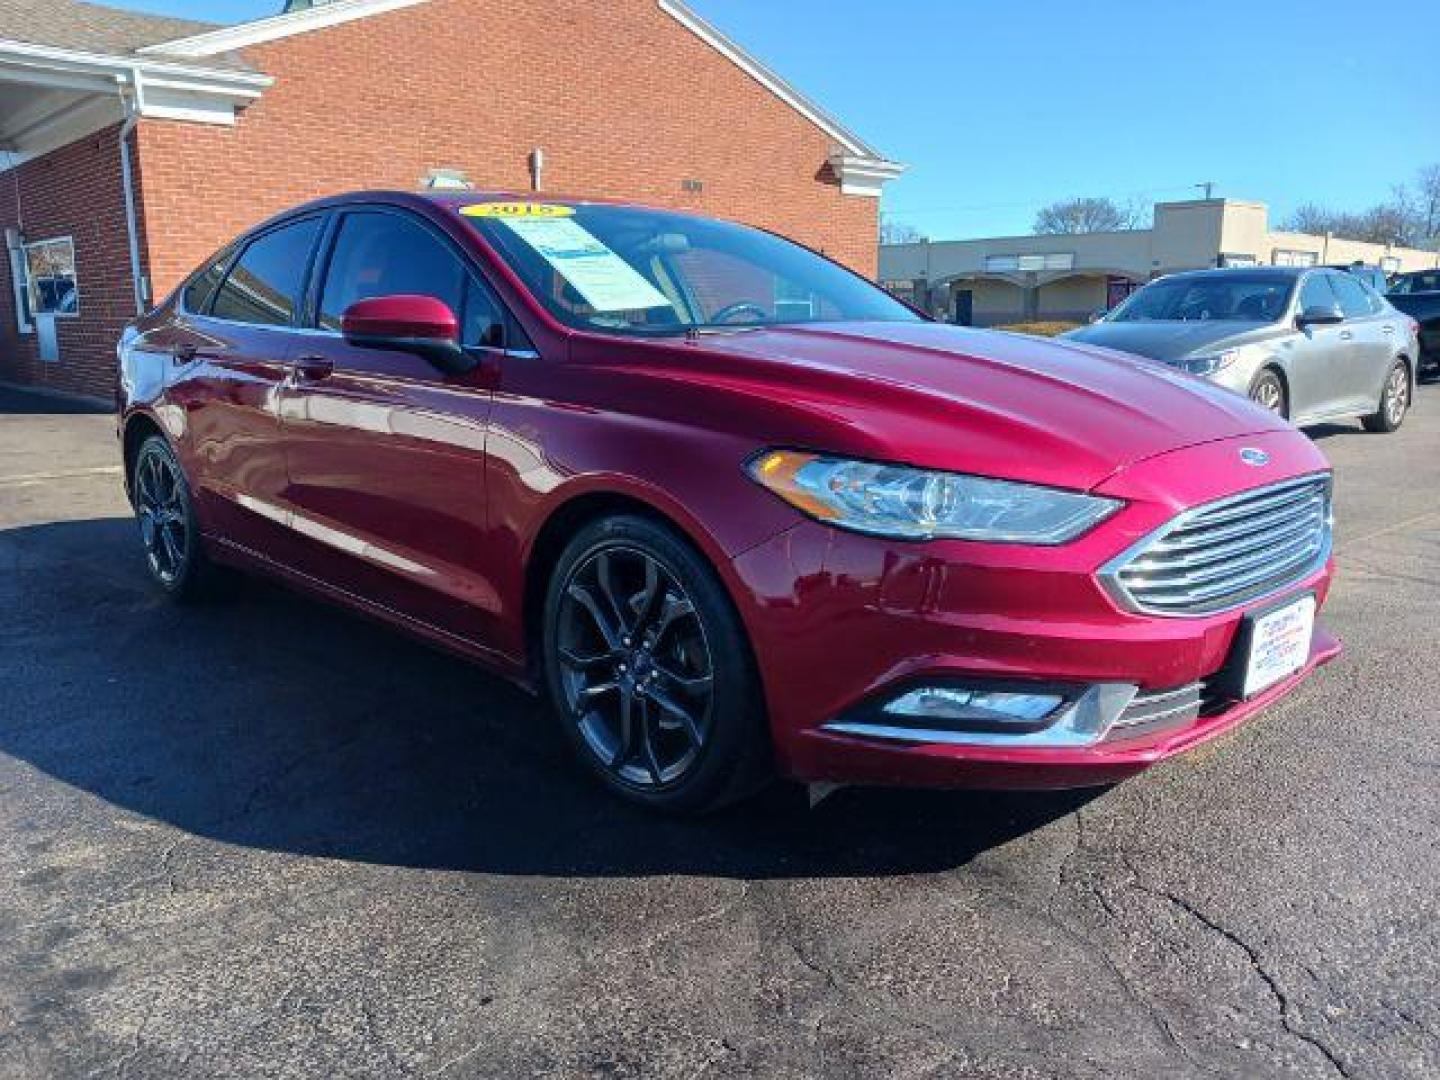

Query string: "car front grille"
[[1100, 474, 1332, 617]]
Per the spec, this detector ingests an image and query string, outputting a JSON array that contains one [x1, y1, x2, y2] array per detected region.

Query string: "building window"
[[1218, 253, 1258, 268], [985, 253, 1074, 273], [25, 237, 79, 317], [1273, 248, 1318, 268]]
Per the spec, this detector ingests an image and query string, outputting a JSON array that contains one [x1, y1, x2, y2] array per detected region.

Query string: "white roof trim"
[[138, 0, 432, 58], [0, 40, 271, 97], [658, 0, 894, 166], [828, 154, 907, 199]]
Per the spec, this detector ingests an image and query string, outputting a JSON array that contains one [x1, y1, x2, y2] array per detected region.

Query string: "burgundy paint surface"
[[118, 192, 1340, 790]]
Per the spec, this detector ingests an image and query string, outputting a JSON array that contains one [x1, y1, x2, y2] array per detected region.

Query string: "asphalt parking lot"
[[1, 381, 1437, 1079]]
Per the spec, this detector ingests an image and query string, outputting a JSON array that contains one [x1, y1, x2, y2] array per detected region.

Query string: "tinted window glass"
[[319, 212, 465, 332], [210, 219, 321, 326], [1110, 274, 1293, 323], [182, 250, 230, 314], [461, 277, 504, 347], [1328, 272, 1372, 319], [1299, 273, 1337, 313]]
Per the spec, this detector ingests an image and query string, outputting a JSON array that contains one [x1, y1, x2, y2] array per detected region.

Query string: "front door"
[[276, 207, 507, 648]]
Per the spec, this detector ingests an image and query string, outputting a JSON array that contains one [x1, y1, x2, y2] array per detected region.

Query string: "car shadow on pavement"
[[0, 517, 1099, 881]]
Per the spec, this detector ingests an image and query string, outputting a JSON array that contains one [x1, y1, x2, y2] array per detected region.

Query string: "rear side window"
[[210, 217, 322, 326], [181, 250, 231, 314], [319, 212, 465, 331], [1328, 273, 1372, 319]]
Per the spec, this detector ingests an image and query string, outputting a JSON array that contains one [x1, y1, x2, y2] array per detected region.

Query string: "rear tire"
[[131, 435, 224, 602], [1362, 361, 1410, 433], [1249, 370, 1288, 418], [541, 514, 770, 814]]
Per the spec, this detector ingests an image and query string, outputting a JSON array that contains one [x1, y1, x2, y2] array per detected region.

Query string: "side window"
[[319, 212, 465, 332], [1299, 274, 1337, 314], [210, 218, 321, 326], [1329, 273, 1372, 320], [181, 249, 231, 314], [462, 277, 505, 348]]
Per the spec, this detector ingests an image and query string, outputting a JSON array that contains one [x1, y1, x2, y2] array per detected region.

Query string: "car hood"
[[1062, 319, 1281, 363], [665, 321, 1293, 492]]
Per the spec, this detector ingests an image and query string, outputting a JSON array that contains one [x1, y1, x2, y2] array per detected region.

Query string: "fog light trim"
[[824, 682, 1140, 749]]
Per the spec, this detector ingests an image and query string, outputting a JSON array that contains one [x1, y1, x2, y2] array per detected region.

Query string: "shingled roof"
[[0, 0, 255, 71]]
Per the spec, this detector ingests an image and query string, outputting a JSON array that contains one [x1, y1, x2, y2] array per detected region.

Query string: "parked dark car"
[[117, 192, 1340, 812], [1386, 269, 1440, 373]]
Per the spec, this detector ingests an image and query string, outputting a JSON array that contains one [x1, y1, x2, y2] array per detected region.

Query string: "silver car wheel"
[[1384, 366, 1409, 426], [1251, 379, 1284, 414]]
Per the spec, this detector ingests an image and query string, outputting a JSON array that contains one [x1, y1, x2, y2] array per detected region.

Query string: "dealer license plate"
[[1242, 595, 1315, 698]]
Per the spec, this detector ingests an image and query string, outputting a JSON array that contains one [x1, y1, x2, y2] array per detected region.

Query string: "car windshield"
[[1390, 272, 1440, 295], [459, 202, 921, 336], [1108, 275, 1295, 323]]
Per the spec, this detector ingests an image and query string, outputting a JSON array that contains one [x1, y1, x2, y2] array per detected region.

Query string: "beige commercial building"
[[880, 198, 1440, 326]]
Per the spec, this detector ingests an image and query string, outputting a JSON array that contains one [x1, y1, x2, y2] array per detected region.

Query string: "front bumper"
[[726, 429, 1339, 790]]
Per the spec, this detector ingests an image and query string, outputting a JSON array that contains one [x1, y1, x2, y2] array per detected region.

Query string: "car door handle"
[[172, 343, 198, 364], [1339, 330, 1353, 340], [1381, 325, 1395, 335], [292, 354, 334, 382]]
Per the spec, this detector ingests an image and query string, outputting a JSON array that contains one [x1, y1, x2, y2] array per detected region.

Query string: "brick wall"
[[2, 0, 880, 397], [137, 0, 878, 304], [0, 125, 146, 399]]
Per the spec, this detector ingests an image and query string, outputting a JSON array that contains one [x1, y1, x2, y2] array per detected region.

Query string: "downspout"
[[117, 68, 146, 315]]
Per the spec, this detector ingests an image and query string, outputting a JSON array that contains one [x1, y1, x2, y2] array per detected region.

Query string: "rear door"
[[167, 215, 324, 560], [276, 207, 510, 647]]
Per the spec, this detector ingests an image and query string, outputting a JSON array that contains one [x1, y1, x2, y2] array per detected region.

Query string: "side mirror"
[[340, 294, 476, 375], [1089, 308, 1109, 324], [1297, 303, 1344, 328]]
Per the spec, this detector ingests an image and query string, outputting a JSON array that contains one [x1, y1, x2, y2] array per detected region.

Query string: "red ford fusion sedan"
[[118, 192, 1341, 812]]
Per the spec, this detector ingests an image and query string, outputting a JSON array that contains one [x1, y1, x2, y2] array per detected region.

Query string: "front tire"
[[131, 435, 221, 601], [1249, 370, 1287, 418], [542, 514, 770, 813], [1362, 361, 1410, 433]]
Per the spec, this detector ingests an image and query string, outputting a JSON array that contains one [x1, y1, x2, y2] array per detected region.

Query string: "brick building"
[[0, 0, 902, 398]]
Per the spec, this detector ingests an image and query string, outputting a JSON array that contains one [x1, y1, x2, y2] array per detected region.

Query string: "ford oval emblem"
[[1239, 448, 1270, 467]]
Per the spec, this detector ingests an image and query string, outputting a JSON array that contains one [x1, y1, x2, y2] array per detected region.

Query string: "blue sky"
[[112, 0, 1440, 239]]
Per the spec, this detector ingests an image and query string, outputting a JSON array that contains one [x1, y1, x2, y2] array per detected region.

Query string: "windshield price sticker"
[[499, 217, 673, 314], [460, 203, 575, 219]]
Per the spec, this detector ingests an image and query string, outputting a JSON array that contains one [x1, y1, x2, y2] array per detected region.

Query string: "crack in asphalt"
[[1150, 887, 1354, 1079]]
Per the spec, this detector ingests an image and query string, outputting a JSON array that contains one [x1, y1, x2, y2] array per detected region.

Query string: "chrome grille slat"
[[1128, 511, 1324, 574], [1134, 542, 1323, 609], [1099, 475, 1332, 617], [1106, 682, 1203, 736], [1127, 527, 1322, 591], [1152, 495, 1324, 552]]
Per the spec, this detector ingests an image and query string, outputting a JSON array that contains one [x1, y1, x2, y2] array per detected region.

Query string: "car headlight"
[[1182, 349, 1241, 376], [748, 451, 1123, 544]]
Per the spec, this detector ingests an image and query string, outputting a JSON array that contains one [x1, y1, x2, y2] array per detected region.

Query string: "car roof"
[[1159, 266, 1306, 282]]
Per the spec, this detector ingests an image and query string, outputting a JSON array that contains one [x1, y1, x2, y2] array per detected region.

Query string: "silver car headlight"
[[748, 451, 1122, 544], [1182, 349, 1241, 376]]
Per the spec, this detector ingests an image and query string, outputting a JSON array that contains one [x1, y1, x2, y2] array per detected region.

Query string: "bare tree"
[[1282, 165, 1440, 249], [1033, 197, 1139, 235], [879, 214, 926, 245]]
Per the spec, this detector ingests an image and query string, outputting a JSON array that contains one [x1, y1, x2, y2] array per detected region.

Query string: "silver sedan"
[[1064, 267, 1418, 433]]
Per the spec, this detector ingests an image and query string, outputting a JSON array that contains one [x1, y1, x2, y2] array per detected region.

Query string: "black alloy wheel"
[[132, 435, 218, 600], [543, 515, 768, 812]]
